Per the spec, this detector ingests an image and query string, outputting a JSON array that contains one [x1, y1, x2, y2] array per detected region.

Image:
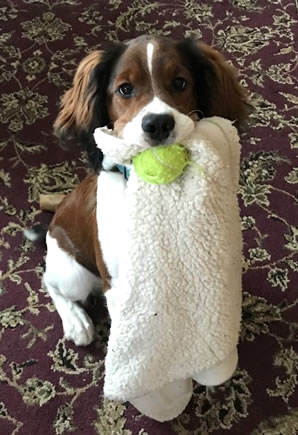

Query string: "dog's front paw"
[[62, 303, 94, 346]]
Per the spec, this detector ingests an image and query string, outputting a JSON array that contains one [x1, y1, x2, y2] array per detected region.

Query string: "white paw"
[[62, 303, 94, 346]]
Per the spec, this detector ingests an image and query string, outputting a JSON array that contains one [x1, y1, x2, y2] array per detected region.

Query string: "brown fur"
[[198, 43, 248, 124], [54, 51, 103, 136], [49, 175, 110, 291], [108, 38, 199, 134]]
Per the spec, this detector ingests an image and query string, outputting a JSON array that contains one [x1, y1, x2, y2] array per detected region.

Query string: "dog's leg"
[[44, 233, 100, 346], [44, 279, 94, 346]]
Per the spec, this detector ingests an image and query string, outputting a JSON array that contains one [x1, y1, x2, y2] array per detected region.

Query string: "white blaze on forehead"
[[146, 42, 154, 76]]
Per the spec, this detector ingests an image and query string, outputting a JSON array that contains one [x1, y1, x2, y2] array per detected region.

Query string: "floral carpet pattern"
[[0, 0, 297, 434]]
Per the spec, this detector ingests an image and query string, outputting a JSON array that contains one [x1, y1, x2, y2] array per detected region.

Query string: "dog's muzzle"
[[141, 113, 175, 144]]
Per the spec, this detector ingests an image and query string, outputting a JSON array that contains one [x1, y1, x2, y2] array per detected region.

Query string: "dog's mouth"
[[141, 131, 177, 148]]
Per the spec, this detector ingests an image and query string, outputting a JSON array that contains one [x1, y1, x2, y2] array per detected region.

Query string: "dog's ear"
[[198, 43, 249, 126], [177, 40, 249, 127], [54, 44, 126, 170], [54, 51, 103, 140]]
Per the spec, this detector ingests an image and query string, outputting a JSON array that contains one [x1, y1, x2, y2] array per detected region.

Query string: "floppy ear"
[[54, 51, 104, 140], [198, 43, 249, 126], [177, 40, 249, 127], [54, 44, 126, 170]]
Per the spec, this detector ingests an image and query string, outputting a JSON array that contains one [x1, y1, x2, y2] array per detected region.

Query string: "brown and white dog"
[[29, 36, 248, 346]]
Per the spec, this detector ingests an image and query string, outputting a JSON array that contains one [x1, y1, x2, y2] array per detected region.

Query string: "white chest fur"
[[96, 171, 127, 285]]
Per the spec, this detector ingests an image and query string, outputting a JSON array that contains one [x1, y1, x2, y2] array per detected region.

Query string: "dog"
[[26, 35, 248, 346]]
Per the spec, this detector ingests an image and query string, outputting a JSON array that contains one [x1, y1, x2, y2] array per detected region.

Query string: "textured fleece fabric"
[[94, 117, 242, 406]]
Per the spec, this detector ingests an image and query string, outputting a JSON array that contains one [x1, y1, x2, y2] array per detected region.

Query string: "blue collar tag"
[[116, 164, 130, 180]]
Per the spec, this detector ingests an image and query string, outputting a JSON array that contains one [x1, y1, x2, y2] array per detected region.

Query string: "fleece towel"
[[94, 117, 242, 405]]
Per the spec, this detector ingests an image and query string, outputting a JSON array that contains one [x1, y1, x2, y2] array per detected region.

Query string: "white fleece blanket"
[[94, 117, 242, 404]]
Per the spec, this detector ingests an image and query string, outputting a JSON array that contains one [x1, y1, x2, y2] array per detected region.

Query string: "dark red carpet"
[[0, 1, 297, 434]]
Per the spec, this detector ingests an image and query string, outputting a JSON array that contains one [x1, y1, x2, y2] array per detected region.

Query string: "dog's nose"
[[141, 113, 175, 143]]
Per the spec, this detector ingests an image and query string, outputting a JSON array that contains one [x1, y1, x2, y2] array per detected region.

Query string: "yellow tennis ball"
[[132, 144, 189, 185]]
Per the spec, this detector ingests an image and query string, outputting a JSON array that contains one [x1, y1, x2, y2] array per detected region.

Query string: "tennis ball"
[[132, 144, 189, 185]]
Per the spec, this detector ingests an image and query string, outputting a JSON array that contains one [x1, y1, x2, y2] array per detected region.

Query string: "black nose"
[[141, 114, 175, 143]]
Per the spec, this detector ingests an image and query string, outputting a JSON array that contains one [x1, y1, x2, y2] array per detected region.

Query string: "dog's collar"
[[116, 164, 130, 180]]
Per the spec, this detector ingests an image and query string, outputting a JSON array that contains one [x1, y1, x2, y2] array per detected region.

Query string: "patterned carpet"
[[0, 0, 298, 434]]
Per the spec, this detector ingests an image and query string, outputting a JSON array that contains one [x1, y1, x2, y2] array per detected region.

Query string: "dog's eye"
[[173, 77, 187, 91], [117, 83, 135, 98]]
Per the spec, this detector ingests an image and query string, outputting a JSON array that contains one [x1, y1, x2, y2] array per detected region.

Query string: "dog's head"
[[54, 36, 248, 171]]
